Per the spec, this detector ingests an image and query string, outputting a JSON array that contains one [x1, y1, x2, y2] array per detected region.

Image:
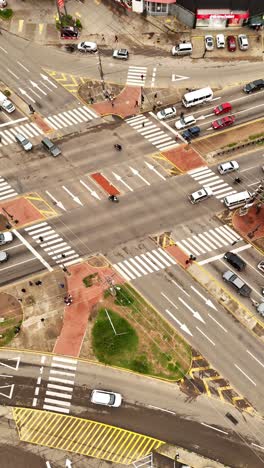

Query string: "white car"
[[175, 115, 196, 130], [238, 34, 249, 51], [0, 0, 7, 7], [205, 35, 214, 51], [112, 49, 129, 60], [77, 41, 97, 53], [91, 389, 122, 407], [216, 34, 225, 49], [0, 232, 13, 245], [217, 160, 239, 175], [157, 107, 176, 120], [189, 186, 213, 204], [258, 261, 264, 273]]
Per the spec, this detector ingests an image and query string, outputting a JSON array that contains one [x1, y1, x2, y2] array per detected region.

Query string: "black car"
[[243, 79, 264, 94], [182, 126, 201, 141], [61, 26, 79, 39], [224, 252, 246, 271]]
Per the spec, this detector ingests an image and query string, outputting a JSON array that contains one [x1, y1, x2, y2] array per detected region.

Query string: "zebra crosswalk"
[[189, 166, 237, 201], [24, 221, 80, 267], [0, 122, 42, 147], [126, 115, 177, 151], [126, 66, 147, 86], [113, 248, 176, 281], [44, 105, 99, 131], [176, 224, 241, 257], [43, 356, 77, 414], [0, 176, 18, 201]]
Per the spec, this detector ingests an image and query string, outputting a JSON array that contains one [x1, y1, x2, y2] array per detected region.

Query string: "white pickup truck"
[[0, 91, 15, 113]]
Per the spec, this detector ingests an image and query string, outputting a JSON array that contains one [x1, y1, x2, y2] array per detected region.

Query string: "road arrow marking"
[[18, 88, 35, 103], [191, 286, 217, 310], [0, 384, 15, 399], [80, 180, 101, 200], [172, 74, 189, 82], [62, 186, 83, 206], [145, 162, 166, 180], [65, 460, 72, 468], [112, 172, 133, 191], [30, 80, 47, 95], [178, 297, 205, 323], [129, 166, 150, 186], [165, 309, 192, 336], [45, 191, 66, 211], [40, 73, 58, 88], [0, 357, 20, 370], [196, 113, 215, 120]]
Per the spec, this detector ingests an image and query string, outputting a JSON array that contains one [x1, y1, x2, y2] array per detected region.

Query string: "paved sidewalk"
[[92, 86, 141, 119], [0, 197, 44, 230], [232, 204, 264, 247], [163, 145, 206, 172]]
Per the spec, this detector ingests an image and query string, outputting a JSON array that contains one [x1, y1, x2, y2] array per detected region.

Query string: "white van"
[[224, 191, 253, 210], [171, 43, 192, 56], [0, 91, 15, 113]]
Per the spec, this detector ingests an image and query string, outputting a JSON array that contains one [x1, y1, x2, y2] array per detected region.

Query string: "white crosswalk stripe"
[[24, 221, 80, 267], [44, 106, 99, 130], [0, 122, 43, 147], [0, 176, 18, 201], [126, 66, 147, 86], [113, 248, 176, 281], [126, 115, 178, 151], [176, 225, 241, 256], [188, 166, 237, 201], [43, 356, 77, 414]]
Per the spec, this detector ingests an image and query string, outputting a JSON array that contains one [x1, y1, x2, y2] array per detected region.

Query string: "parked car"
[[175, 115, 196, 130], [214, 102, 232, 115], [0, 0, 7, 7], [0, 251, 8, 263], [41, 138, 61, 157], [222, 270, 252, 297], [77, 41, 97, 52], [243, 79, 264, 94], [205, 35, 214, 51], [216, 34, 225, 48], [157, 107, 176, 120], [238, 34, 249, 50], [227, 35, 236, 52], [223, 252, 246, 271], [61, 26, 79, 39], [0, 232, 13, 245], [112, 49, 129, 60], [257, 260, 264, 273], [15, 133, 33, 151], [217, 160, 239, 175], [182, 126, 200, 141], [211, 116, 235, 130], [91, 389, 122, 407], [188, 186, 213, 204]]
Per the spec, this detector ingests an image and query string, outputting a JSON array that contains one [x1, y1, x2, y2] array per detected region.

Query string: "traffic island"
[[162, 145, 206, 173], [232, 205, 264, 252], [0, 294, 22, 346]]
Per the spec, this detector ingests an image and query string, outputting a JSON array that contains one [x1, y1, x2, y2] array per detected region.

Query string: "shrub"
[[0, 9, 13, 20]]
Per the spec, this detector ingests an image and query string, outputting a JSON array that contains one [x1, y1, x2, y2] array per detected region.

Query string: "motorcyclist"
[[114, 144, 122, 151], [234, 177, 241, 184]]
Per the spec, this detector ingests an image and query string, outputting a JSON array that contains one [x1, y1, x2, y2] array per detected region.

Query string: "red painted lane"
[[91, 172, 120, 195]]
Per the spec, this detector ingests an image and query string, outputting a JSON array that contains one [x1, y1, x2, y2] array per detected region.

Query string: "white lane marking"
[[252, 443, 264, 451], [7, 68, 20, 79], [201, 422, 229, 435], [0, 257, 38, 271], [234, 364, 256, 386], [50, 370, 75, 377], [198, 244, 251, 265], [41, 356, 46, 364], [13, 229, 53, 271], [208, 314, 228, 332], [171, 279, 190, 297], [43, 404, 69, 413], [0, 46, 8, 54], [48, 377, 75, 385], [32, 398, 38, 407], [151, 67, 157, 88], [147, 405, 176, 414], [17, 61, 30, 72], [53, 356, 77, 364], [37, 377, 41, 385], [246, 350, 264, 369], [161, 292, 178, 309], [44, 398, 71, 407], [34, 387, 40, 396], [196, 327, 215, 346], [51, 362, 76, 371], [47, 384, 74, 392], [46, 391, 72, 399]]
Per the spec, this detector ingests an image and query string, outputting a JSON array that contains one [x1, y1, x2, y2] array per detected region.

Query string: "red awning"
[[146, 0, 176, 4]]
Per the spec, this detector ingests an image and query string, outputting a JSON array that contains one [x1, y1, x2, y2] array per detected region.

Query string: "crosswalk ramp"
[[0, 122, 42, 147], [176, 224, 241, 257], [126, 115, 177, 152], [189, 166, 237, 201], [24, 221, 80, 267], [44, 105, 99, 130], [126, 66, 147, 86], [0, 176, 18, 201], [113, 248, 176, 281], [43, 356, 77, 414]]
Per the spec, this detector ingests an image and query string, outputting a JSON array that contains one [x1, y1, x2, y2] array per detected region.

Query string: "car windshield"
[[0, 234, 4, 241], [217, 105, 223, 112], [109, 394, 115, 405]]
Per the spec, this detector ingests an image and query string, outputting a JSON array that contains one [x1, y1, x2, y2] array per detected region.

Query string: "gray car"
[[15, 133, 33, 151], [0, 251, 8, 263], [222, 270, 252, 297]]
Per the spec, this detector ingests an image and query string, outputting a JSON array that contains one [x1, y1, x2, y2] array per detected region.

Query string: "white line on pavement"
[[201, 422, 229, 435], [234, 364, 256, 386], [161, 292, 178, 309], [7, 68, 20, 80], [0, 257, 39, 271], [0, 46, 8, 54], [196, 327, 215, 346], [208, 314, 228, 333], [246, 350, 264, 369], [17, 61, 30, 72], [171, 279, 190, 296], [0, 117, 28, 128], [198, 244, 251, 265], [147, 405, 176, 414], [13, 229, 53, 272], [252, 443, 264, 451]]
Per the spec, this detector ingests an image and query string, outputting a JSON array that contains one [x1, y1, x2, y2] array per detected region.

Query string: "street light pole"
[[97, 51, 105, 92]]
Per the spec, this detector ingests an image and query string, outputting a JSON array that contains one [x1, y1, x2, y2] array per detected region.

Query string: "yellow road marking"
[[13, 408, 163, 464], [38, 24, 44, 35], [18, 20, 24, 33]]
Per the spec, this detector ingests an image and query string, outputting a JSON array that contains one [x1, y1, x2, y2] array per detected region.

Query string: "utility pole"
[[97, 51, 105, 92]]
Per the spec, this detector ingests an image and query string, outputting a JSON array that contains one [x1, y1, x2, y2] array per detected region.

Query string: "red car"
[[214, 102, 232, 115], [212, 116, 235, 130], [227, 35, 236, 52]]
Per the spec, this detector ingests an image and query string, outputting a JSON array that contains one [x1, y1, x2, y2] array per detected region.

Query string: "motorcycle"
[[114, 144, 122, 151], [108, 195, 119, 203], [233, 177, 242, 184]]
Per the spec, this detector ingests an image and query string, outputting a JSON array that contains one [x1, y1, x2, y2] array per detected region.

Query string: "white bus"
[[224, 191, 253, 210], [182, 87, 213, 108]]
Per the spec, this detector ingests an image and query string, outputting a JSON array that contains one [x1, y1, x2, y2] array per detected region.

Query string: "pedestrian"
[[141, 74, 144, 81], [180, 112, 184, 119], [35, 280, 42, 286], [29, 281, 33, 286], [39, 236, 44, 243], [61, 253, 66, 258], [111, 100, 114, 107], [18, 298, 22, 302], [21, 288, 26, 293], [59, 283, 65, 289], [102, 34, 105, 42], [135, 100, 139, 107], [114, 35, 118, 42], [185, 260, 189, 265], [142, 122, 145, 128], [153, 105, 157, 112], [0, 135, 2, 143], [90, 97, 94, 104], [154, 93, 157, 99]]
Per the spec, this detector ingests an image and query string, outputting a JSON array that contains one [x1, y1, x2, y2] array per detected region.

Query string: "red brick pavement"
[[232, 205, 264, 242], [0, 197, 44, 228], [163, 145, 206, 173], [92, 86, 141, 119], [91, 173, 120, 195], [166, 245, 192, 269]]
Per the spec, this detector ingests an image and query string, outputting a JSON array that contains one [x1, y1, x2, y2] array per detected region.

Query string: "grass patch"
[[249, 132, 264, 140], [83, 273, 98, 288], [0, 9, 13, 20]]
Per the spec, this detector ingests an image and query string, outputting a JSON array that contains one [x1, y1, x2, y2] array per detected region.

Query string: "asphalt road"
[[1, 349, 264, 467]]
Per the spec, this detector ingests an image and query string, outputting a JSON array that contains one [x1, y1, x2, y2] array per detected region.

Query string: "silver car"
[[15, 133, 33, 151], [205, 35, 214, 51], [91, 389, 122, 407], [217, 160, 239, 175]]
